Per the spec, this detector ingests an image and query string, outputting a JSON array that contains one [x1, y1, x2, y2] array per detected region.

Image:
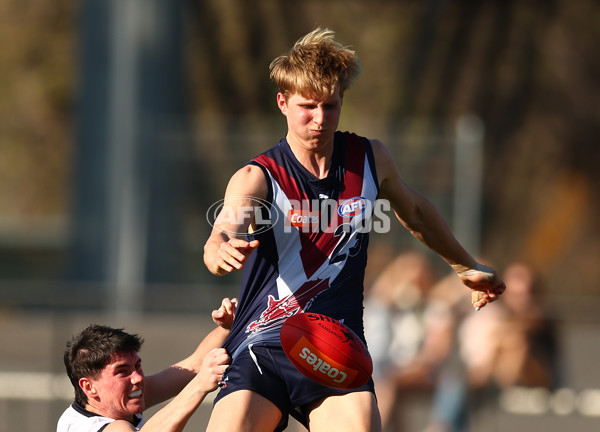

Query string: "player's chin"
[[126, 395, 145, 412], [128, 401, 145, 415]]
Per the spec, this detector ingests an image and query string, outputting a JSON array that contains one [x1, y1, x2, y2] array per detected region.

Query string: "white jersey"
[[57, 403, 145, 432]]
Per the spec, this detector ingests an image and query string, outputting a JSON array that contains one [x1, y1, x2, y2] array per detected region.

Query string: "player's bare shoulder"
[[225, 164, 268, 200], [368, 138, 399, 188]]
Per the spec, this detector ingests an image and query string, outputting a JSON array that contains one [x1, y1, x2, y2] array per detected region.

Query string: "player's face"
[[278, 91, 342, 152], [86, 351, 146, 421]]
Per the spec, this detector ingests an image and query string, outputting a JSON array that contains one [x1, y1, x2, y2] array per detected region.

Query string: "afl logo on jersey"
[[206, 196, 279, 236], [338, 197, 367, 217]]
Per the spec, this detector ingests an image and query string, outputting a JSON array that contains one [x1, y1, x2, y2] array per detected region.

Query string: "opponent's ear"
[[79, 378, 97, 397]]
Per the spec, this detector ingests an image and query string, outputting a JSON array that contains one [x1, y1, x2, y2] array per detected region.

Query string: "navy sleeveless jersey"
[[224, 131, 380, 359]]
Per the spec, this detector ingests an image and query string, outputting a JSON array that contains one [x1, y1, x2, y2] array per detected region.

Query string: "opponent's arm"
[[372, 139, 505, 309], [203, 164, 268, 275], [143, 298, 236, 408], [105, 348, 230, 432]]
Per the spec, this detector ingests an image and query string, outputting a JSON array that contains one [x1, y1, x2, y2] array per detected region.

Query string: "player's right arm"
[[143, 297, 237, 408], [203, 164, 267, 275]]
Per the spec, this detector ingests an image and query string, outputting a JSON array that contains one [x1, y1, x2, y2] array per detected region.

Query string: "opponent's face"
[[82, 351, 145, 421], [277, 91, 342, 152]]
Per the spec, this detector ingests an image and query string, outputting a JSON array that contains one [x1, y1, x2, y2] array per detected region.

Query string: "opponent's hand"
[[213, 238, 259, 275], [196, 348, 230, 393], [212, 297, 238, 329], [456, 263, 506, 310]]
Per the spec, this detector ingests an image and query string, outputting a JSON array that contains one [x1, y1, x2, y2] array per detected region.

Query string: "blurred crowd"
[[364, 251, 559, 432]]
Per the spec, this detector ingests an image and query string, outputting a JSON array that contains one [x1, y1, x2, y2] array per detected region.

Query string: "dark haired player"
[[57, 298, 236, 431]]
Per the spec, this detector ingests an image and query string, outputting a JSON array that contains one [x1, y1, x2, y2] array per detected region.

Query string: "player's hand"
[[212, 297, 238, 329], [456, 262, 506, 310], [214, 238, 259, 275], [196, 348, 230, 393]]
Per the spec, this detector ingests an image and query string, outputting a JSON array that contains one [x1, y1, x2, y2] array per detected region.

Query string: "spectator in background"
[[460, 262, 558, 391], [421, 268, 481, 432], [364, 251, 439, 430], [424, 262, 559, 432], [367, 258, 553, 432]]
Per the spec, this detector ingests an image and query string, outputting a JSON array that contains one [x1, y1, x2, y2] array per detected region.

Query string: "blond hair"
[[269, 28, 361, 99]]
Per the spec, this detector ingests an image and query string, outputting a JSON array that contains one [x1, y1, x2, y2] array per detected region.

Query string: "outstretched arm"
[[105, 348, 230, 432], [144, 298, 237, 408], [203, 164, 267, 275], [140, 348, 229, 432], [372, 139, 506, 309]]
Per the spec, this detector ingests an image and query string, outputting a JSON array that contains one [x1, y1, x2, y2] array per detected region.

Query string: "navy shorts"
[[213, 344, 375, 431]]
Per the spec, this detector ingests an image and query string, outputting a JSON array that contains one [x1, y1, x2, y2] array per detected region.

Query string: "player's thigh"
[[307, 391, 382, 432], [206, 389, 282, 432]]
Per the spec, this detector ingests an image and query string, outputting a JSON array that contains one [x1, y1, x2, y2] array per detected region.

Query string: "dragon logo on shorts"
[[246, 278, 330, 334]]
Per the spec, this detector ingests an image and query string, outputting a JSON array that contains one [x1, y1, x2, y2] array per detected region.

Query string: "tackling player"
[[57, 298, 236, 432]]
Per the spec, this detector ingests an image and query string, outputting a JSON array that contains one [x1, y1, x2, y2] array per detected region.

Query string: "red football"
[[280, 312, 373, 390]]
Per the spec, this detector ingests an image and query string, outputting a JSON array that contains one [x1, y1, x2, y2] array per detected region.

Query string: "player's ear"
[[276, 93, 288, 115], [79, 378, 96, 397]]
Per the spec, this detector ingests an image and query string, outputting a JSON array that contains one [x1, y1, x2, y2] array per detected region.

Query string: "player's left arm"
[[144, 298, 236, 408], [371, 139, 506, 309]]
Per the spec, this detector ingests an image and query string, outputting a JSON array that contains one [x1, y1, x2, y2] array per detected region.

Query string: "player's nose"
[[131, 369, 144, 384], [313, 107, 325, 125]]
